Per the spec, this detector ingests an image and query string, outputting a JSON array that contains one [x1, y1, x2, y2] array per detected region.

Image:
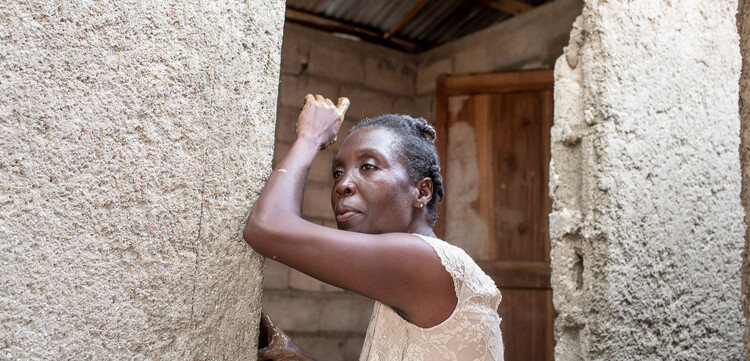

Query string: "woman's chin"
[[335, 212, 365, 232], [335, 218, 349, 229], [336, 221, 377, 234], [336, 222, 360, 232]]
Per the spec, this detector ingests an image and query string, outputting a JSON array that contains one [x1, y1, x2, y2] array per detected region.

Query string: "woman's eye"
[[361, 164, 375, 171], [332, 170, 343, 179]]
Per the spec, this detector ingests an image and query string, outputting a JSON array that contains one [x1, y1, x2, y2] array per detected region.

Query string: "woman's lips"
[[336, 211, 359, 223]]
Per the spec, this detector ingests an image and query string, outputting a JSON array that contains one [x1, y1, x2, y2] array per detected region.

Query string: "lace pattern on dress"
[[359, 234, 504, 361]]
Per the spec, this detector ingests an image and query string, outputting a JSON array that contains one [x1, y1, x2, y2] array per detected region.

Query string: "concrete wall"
[[551, 1, 744, 360], [738, 1, 750, 359], [0, 1, 284, 359]]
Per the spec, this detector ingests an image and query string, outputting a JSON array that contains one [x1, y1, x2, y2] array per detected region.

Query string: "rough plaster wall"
[[0, 1, 284, 359], [551, 1, 744, 360], [739, 1, 750, 358]]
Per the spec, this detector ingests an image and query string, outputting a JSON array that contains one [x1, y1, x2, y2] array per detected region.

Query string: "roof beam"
[[384, 0, 429, 39], [473, 0, 535, 15], [285, 8, 422, 53]]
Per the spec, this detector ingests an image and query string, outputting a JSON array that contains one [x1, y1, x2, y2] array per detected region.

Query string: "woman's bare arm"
[[243, 95, 455, 328], [245, 94, 341, 232]]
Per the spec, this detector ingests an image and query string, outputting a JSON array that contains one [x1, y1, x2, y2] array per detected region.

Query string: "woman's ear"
[[415, 177, 433, 208]]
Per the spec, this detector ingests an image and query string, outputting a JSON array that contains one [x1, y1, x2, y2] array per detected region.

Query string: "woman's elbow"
[[243, 213, 269, 255]]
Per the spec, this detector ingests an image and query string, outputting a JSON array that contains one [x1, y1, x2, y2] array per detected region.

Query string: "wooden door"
[[435, 70, 554, 361]]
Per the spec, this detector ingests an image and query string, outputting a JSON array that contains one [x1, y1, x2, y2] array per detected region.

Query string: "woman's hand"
[[258, 310, 317, 361], [295, 94, 350, 150]]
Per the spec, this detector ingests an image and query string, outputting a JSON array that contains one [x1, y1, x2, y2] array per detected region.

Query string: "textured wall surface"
[[739, 1, 750, 358], [551, 1, 744, 360], [0, 1, 284, 359]]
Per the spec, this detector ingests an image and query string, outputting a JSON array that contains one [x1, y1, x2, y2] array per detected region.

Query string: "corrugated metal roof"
[[285, 0, 553, 52]]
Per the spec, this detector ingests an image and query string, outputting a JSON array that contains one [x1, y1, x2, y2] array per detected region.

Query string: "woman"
[[244, 94, 504, 360]]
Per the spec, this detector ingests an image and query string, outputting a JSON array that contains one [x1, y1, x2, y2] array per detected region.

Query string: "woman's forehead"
[[342, 127, 398, 151], [334, 127, 402, 161]]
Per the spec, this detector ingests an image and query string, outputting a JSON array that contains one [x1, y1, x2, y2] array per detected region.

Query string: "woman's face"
[[331, 126, 416, 234]]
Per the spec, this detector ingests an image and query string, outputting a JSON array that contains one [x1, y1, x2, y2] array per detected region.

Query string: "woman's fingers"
[[305, 94, 338, 110], [296, 94, 348, 149], [336, 97, 350, 118], [303, 94, 315, 106]]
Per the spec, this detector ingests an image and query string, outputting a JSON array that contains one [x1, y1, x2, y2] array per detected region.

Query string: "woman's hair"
[[350, 114, 444, 226]]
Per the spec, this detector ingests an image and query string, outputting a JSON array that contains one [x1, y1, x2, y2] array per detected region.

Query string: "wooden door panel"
[[491, 91, 547, 262], [443, 94, 494, 259], [478, 261, 551, 289], [436, 70, 554, 361], [497, 288, 554, 361]]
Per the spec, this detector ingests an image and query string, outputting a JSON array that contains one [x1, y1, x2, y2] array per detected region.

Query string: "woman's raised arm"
[[243, 95, 456, 328], [244, 94, 347, 234]]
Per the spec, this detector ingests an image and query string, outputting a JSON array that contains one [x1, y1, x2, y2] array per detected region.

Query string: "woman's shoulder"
[[412, 234, 500, 299], [412, 234, 469, 258], [411, 234, 469, 276]]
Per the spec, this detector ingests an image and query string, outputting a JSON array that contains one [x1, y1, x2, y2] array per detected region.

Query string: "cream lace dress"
[[359, 234, 504, 361]]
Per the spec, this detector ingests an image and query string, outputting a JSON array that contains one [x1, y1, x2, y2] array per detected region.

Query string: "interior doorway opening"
[[263, 1, 582, 360]]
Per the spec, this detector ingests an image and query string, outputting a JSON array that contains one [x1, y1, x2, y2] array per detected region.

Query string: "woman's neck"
[[409, 223, 436, 238]]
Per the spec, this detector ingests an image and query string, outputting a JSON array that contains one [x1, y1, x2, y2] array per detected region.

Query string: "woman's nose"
[[334, 175, 356, 197]]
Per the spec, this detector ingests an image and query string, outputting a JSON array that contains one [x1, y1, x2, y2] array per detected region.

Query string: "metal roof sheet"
[[286, 0, 552, 52]]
